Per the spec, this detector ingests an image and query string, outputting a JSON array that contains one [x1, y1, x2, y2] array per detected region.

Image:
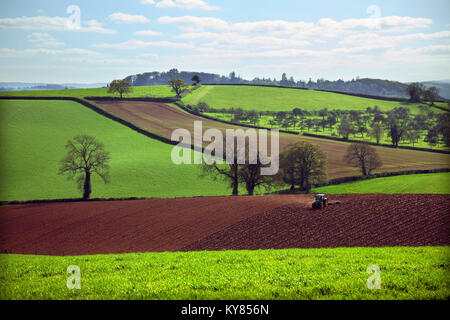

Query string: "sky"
[[0, 0, 449, 83]]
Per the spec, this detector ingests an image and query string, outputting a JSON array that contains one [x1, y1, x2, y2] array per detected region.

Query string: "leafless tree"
[[59, 135, 110, 199], [344, 142, 382, 176]]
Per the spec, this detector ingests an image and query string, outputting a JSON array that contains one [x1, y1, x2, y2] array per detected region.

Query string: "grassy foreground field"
[[0, 247, 448, 299], [0, 99, 230, 201], [312, 173, 450, 194], [183, 85, 444, 113]]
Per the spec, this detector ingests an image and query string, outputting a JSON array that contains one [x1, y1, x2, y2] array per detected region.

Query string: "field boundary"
[[84, 96, 178, 103], [275, 168, 450, 194], [302, 133, 450, 154], [197, 84, 449, 108], [0, 197, 151, 207], [174, 100, 450, 154], [0, 96, 204, 153], [174, 101, 300, 134]]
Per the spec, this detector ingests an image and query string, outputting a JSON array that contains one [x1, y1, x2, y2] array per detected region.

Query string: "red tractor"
[[312, 194, 328, 209]]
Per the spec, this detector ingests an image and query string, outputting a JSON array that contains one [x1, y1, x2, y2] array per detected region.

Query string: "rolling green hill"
[[0, 99, 230, 201], [182, 85, 444, 113], [312, 173, 450, 194]]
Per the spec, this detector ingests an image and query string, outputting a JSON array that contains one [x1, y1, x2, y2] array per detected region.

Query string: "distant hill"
[[124, 69, 246, 86], [422, 81, 450, 100], [124, 69, 450, 99], [0, 82, 107, 91]]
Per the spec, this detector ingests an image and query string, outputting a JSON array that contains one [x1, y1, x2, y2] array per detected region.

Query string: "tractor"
[[312, 194, 328, 209]]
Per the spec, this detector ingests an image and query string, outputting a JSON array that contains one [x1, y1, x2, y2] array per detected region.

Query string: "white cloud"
[[340, 30, 450, 49], [27, 33, 64, 47], [137, 53, 159, 59], [143, 0, 219, 11], [178, 31, 311, 49], [134, 30, 162, 36], [0, 47, 101, 59], [107, 13, 150, 24], [157, 16, 228, 31], [157, 15, 432, 36], [415, 45, 450, 54], [93, 40, 193, 49], [0, 16, 115, 34]]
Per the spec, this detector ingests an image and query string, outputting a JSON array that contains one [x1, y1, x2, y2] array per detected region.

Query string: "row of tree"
[[201, 139, 383, 196], [58, 134, 384, 199], [108, 78, 199, 99], [192, 102, 450, 149]]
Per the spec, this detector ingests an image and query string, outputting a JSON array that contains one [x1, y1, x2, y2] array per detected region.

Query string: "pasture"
[[312, 172, 450, 194], [1, 246, 448, 299], [182, 85, 444, 114], [92, 100, 450, 179], [0, 99, 230, 201], [0, 85, 178, 99]]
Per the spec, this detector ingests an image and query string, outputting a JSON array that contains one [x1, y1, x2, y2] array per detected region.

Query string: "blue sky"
[[0, 0, 449, 83]]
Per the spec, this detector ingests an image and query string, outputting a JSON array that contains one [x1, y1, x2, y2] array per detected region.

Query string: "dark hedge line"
[[302, 132, 450, 154], [202, 83, 310, 90], [174, 101, 300, 135], [322, 168, 450, 187], [84, 96, 178, 103], [274, 168, 450, 194], [314, 88, 449, 104], [430, 104, 450, 112], [313, 89, 409, 102], [0, 96, 195, 151], [201, 84, 449, 109], [0, 197, 151, 207]]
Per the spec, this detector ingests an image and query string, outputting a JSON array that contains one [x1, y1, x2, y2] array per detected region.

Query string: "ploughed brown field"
[[1, 194, 448, 255], [93, 100, 450, 179]]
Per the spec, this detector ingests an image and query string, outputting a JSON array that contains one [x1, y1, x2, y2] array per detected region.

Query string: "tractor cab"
[[312, 194, 328, 209]]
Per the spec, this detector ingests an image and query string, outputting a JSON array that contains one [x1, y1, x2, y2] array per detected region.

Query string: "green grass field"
[[312, 173, 450, 194], [183, 85, 444, 114], [0, 85, 180, 99], [1, 246, 448, 299], [0, 99, 231, 201]]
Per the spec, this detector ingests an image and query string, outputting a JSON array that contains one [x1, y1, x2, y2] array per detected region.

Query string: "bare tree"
[[369, 121, 384, 144], [239, 157, 274, 195], [168, 78, 188, 98], [108, 80, 132, 99], [59, 135, 110, 199], [338, 116, 355, 140], [201, 161, 240, 196], [405, 129, 421, 147], [344, 142, 382, 176], [423, 87, 440, 106]]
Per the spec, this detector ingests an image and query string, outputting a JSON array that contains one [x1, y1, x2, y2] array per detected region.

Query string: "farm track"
[[0, 194, 448, 255], [92, 100, 450, 179]]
